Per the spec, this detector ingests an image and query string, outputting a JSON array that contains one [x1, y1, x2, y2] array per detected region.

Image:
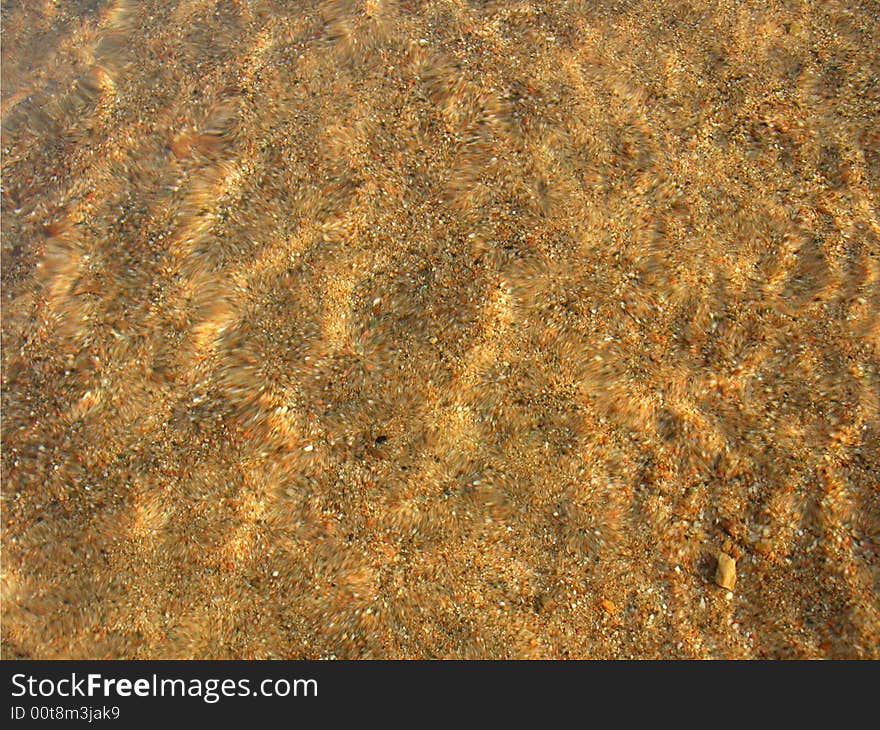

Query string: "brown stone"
[[714, 552, 736, 590], [717, 517, 736, 537]]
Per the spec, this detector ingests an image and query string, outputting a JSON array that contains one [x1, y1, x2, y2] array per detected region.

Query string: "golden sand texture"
[[1, 0, 878, 659]]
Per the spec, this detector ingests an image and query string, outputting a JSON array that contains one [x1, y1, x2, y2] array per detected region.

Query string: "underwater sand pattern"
[[1, 0, 878, 658]]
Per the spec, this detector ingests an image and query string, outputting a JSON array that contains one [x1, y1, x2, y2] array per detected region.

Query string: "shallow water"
[[1, 0, 878, 658]]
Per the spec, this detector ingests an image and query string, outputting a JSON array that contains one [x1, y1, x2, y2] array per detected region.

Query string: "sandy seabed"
[[1, 0, 878, 659]]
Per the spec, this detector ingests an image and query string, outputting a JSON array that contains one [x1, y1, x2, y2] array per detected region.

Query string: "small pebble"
[[715, 552, 737, 590]]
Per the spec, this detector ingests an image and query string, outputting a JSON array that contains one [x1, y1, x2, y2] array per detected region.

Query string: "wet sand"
[[1, 0, 878, 659]]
